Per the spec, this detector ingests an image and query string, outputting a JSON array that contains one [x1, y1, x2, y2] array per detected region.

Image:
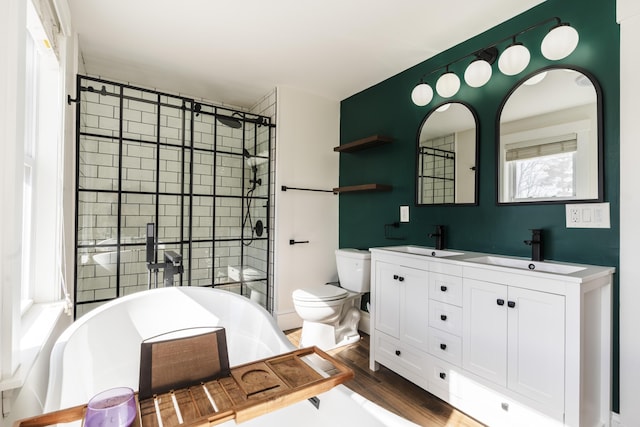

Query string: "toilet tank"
[[335, 249, 371, 292]]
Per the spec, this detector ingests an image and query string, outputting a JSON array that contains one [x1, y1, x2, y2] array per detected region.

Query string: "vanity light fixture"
[[436, 67, 461, 98], [411, 80, 433, 106], [541, 22, 579, 60], [498, 38, 530, 76], [410, 17, 579, 106], [464, 59, 492, 87]]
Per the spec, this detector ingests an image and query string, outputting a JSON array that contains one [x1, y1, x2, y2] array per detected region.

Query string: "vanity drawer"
[[375, 332, 428, 387], [426, 357, 462, 401], [429, 273, 463, 306], [428, 300, 463, 336], [428, 327, 462, 366]]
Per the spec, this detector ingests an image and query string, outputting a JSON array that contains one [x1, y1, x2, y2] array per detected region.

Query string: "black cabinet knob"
[[508, 301, 516, 308], [439, 372, 446, 380], [398, 276, 405, 282], [440, 314, 447, 321], [440, 343, 447, 350], [440, 285, 447, 292], [393, 274, 398, 280], [497, 299, 505, 306], [395, 350, 401, 356]]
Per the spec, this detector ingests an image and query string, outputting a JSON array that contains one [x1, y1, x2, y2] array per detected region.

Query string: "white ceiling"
[[68, 0, 546, 108]]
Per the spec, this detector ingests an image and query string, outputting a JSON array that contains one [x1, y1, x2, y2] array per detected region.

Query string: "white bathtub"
[[44, 287, 418, 426]]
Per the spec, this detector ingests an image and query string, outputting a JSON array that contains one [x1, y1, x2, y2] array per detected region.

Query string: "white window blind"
[[506, 135, 577, 161]]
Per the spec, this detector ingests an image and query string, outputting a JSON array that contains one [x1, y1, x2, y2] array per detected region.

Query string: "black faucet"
[[428, 225, 445, 250], [524, 229, 543, 261], [163, 251, 184, 287]]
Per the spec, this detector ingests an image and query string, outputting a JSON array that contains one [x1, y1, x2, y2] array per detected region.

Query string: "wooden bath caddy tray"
[[13, 346, 354, 427]]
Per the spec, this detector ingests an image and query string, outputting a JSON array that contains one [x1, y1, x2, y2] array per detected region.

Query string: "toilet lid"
[[293, 286, 348, 302]]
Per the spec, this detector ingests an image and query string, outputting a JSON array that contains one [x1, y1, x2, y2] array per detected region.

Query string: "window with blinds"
[[505, 136, 577, 161], [505, 134, 578, 201]]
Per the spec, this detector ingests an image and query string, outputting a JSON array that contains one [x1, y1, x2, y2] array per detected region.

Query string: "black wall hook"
[[289, 239, 310, 245]]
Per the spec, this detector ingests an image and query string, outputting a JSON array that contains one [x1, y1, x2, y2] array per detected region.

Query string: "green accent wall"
[[339, 0, 620, 411]]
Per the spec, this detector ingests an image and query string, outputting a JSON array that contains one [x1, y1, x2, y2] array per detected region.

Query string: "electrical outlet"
[[400, 205, 409, 223], [570, 208, 580, 223], [566, 203, 610, 228]]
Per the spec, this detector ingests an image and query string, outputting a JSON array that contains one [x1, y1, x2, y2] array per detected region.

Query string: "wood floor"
[[285, 329, 485, 427]]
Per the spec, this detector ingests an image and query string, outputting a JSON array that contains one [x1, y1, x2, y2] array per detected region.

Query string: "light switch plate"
[[566, 202, 610, 228], [400, 205, 409, 223]]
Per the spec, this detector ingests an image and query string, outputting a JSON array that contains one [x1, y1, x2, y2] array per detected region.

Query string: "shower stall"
[[73, 75, 274, 317]]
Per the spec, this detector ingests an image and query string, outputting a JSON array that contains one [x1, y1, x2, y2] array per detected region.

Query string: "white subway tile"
[[127, 121, 156, 137], [99, 116, 120, 131]]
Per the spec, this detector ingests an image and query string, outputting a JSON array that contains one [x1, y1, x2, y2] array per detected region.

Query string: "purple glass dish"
[[84, 387, 136, 427]]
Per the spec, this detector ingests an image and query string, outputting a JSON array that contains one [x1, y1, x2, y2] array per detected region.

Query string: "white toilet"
[[292, 249, 371, 350]]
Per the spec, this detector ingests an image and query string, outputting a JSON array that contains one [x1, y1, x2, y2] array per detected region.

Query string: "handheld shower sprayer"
[[243, 149, 261, 189]]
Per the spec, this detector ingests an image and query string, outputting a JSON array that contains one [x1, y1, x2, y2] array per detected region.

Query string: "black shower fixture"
[[193, 102, 202, 117], [217, 112, 243, 129], [87, 85, 108, 96], [217, 113, 270, 128]]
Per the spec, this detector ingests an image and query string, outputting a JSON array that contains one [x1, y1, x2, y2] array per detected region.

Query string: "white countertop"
[[370, 245, 615, 283]]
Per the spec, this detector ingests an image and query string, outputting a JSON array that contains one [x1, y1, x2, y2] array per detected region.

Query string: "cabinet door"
[[400, 265, 429, 350], [507, 287, 565, 409], [463, 279, 508, 386], [374, 262, 402, 338]]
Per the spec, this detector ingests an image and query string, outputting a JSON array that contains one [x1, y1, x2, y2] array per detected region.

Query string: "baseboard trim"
[[611, 412, 622, 427]]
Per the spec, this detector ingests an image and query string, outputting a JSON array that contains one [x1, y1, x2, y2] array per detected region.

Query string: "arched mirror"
[[416, 102, 478, 205], [498, 67, 602, 204]]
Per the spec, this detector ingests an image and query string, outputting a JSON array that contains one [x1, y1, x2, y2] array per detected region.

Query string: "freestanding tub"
[[44, 287, 418, 426]]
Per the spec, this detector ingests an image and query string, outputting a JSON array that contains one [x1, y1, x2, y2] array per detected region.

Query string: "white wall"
[[617, 2, 640, 426], [273, 87, 340, 330]]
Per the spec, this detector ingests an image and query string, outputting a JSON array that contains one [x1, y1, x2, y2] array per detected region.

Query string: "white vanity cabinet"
[[370, 254, 430, 385], [374, 261, 429, 350], [463, 277, 565, 414], [369, 247, 614, 427]]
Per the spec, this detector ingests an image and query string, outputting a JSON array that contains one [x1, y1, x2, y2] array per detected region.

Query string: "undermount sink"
[[385, 245, 463, 258], [467, 256, 586, 274]]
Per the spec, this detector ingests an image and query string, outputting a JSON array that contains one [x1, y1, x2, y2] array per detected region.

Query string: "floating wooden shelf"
[[333, 135, 393, 153], [13, 347, 353, 427], [333, 184, 392, 194]]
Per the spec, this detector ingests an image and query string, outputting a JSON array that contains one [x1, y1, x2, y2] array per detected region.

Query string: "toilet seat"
[[292, 286, 348, 303]]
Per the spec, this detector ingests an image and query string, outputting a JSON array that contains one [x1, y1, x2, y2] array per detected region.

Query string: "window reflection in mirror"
[[498, 67, 602, 204], [416, 102, 478, 205]]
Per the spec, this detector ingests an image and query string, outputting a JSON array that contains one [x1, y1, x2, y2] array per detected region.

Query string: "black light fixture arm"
[[414, 16, 565, 82]]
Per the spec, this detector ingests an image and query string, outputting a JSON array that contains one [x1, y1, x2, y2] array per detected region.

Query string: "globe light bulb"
[[464, 59, 492, 88], [541, 23, 579, 60], [436, 72, 461, 98], [411, 82, 433, 106], [498, 42, 530, 76]]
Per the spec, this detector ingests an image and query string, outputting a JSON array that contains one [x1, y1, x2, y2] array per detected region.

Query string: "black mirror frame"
[[495, 65, 604, 206], [415, 101, 480, 207]]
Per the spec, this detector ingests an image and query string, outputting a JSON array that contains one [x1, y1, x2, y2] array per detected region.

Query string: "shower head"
[[217, 113, 242, 129]]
